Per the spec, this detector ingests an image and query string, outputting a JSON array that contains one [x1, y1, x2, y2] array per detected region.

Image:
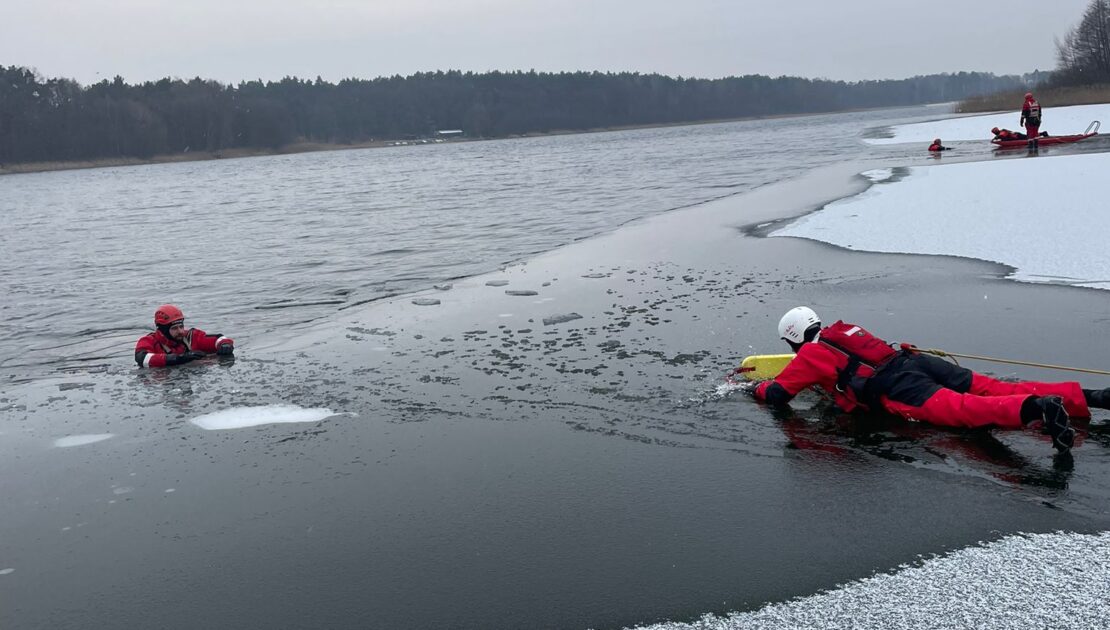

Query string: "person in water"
[[927, 138, 951, 152], [135, 304, 235, 367], [1020, 92, 1042, 148], [743, 307, 1110, 451]]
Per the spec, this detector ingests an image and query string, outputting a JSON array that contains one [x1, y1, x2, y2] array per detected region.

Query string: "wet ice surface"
[[866, 102, 1110, 144], [189, 405, 339, 430], [625, 530, 1110, 630], [774, 152, 1110, 289]]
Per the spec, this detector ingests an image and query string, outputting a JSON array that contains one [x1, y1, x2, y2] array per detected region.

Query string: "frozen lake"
[[3, 103, 1110, 629]]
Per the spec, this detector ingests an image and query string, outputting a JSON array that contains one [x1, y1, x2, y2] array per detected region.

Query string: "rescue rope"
[[915, 347, 1110, 377]]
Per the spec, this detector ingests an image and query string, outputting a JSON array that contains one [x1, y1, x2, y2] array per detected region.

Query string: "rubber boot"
[[1034, 396, 1074, 451], [1083, 387, 1110, 410]]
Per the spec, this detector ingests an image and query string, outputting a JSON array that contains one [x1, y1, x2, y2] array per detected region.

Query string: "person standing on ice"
[[744, 307, 1110, 452], [927, 138, 951, 152], [135, 304, 235, 368], [1020, 92, 1042, 148]]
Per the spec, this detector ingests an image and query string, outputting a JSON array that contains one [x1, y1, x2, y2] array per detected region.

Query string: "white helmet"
[[778, 306, 821, 344]]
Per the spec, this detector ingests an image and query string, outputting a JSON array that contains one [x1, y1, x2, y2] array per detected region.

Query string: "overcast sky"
[[1, 0, 1094, 85]]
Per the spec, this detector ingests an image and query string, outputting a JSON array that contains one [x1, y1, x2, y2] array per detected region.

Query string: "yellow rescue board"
[[735, 354, 796, 380]]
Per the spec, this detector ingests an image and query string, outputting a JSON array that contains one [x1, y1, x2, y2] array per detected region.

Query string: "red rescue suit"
[[995, 129, 1027, 141], [753, 321, 1089, 429], [135, 328, 232, 368], [927, 142, 946, 152], [1021, 97, 1041, 138]]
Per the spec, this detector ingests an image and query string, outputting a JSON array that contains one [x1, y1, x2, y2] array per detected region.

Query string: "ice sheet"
[[774, 153, 1110, 289]]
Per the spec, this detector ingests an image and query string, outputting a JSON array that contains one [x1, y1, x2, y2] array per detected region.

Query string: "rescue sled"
[[992, 120, 1100, 150]]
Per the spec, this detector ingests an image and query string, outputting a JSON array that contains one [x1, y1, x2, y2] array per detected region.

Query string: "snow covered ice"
[[774, 152, 1110, 290], [622, 531, 1110, 630]]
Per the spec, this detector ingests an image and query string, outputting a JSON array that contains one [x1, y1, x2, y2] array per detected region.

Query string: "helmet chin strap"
[[804, 324, 821, 343]]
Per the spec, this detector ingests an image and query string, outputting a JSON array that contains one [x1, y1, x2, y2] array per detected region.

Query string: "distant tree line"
[[1055, 0, 1110, 85], [1, 66, 1030, 164]]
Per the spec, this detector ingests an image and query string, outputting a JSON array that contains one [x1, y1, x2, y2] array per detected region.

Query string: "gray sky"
[[2, 0, 1093, 85]]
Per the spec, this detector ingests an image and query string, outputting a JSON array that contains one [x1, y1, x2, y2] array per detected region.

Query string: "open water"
[[1, 105, 943, 379]]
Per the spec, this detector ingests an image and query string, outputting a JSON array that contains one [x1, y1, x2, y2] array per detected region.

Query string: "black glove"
[[216, 343, 235, 356], [166, 351, 206, 366]]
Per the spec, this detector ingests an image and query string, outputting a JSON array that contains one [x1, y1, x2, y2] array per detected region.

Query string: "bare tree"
[[1056, 0, 1110, 84]]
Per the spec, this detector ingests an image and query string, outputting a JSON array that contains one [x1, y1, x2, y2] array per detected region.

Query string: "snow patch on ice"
[[866, 103, 1110, 144], [775, 153, 1110, 290], [190, 405, 339, 430], [861, 168, 892, 183], [620, 530, 1110, 630], [53, 434, 114, 448]]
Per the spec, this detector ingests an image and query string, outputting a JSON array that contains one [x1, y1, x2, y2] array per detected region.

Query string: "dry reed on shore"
[[958, 84, 1110, 113]]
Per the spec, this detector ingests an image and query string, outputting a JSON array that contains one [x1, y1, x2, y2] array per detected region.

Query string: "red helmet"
[[154, 304, 185, 326], [991, 127, 1000, 134], [1025, 92, 1034, 100]]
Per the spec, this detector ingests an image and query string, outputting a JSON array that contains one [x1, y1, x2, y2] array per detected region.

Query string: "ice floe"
[[774, 152, 1110, 289], [189, 405, 339, 430], [622, 530, 1110, 630], [866, 103, 1110, 145]]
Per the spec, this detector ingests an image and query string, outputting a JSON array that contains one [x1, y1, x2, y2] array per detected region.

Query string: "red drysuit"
[[135, 328, 233, 368], [1021, 96, 1042, 138], [753, 322, 1089, 429]]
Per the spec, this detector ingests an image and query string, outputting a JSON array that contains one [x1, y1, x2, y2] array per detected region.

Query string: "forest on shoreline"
[[1, 67, 1033, 167], [8, 1, 1110, 170]]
